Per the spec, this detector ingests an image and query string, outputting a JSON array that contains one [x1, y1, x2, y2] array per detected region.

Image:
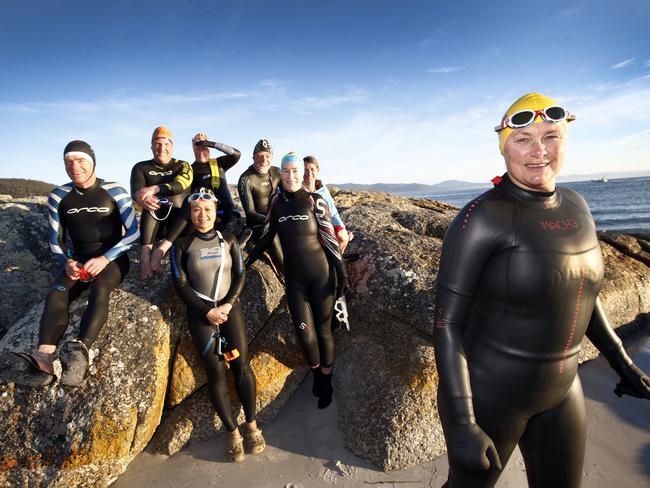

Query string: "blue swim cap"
[[281, 152, 302, 168]]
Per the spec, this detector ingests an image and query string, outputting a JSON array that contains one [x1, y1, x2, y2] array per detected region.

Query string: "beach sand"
[[114, 333, 650, 488]]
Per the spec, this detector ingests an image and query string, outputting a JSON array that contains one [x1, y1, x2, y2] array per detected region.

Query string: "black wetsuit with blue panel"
[[41, 179, 139, 346]]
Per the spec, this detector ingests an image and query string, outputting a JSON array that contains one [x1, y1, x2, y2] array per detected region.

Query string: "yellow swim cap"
[[497, 93, 574, 154]]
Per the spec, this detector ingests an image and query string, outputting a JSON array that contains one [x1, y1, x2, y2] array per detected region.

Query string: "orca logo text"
[[279, 215, 309, 223], [67, 207, 110, 214]]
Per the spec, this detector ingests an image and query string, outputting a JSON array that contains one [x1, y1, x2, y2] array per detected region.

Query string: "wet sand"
[[114, 333, 650, 487]]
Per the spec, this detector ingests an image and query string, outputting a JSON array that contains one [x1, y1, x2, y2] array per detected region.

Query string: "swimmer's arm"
[[103, 183, 140, 261], [587, 297, 650, 399], [170, 242, 212, 316], [238, 173, 266, 225], [158, 160, 193, 196], [213, 143, 241, 172], [220, 233, 246, 305], [313, 193, 347, 297]]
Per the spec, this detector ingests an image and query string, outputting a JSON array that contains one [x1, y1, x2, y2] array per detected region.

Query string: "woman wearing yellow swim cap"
[[433, 93, 649, 487]]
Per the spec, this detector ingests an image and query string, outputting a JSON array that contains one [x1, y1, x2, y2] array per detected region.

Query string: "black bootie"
[[317, 370, 334, 409]]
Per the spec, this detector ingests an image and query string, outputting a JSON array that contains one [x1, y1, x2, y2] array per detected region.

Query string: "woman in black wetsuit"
[[171, 188, 264, 462], [245, 152, 347, 409], [434, 93, 650, 488]]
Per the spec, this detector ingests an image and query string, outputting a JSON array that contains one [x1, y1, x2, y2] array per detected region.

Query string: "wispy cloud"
[[559, 8, 581, 18], [418, 38, 432, 48], [428, 66, 462, 74], [611, 58, 635, 69], [645, 60, 650, 68]]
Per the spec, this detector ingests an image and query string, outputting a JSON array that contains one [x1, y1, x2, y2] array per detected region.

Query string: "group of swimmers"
[[1, 92, 649, 486]]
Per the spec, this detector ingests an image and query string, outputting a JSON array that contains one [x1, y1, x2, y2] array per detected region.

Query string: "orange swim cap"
[[151, 126, 174, 144]]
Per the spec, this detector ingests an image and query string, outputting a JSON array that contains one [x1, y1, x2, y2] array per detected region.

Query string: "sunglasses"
[[188, 191, 218, 203], [494, 106, 574, 132]]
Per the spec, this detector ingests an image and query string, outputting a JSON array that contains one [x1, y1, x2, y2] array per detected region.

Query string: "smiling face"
[[253, 150, 272, 174], [303, 161, 319, 190], [502, 122, 568, 192], [281, 162, 303, 192], [64, 155, 96, 188], [151, 137, 173, 166], [190, 198, 217, 233]]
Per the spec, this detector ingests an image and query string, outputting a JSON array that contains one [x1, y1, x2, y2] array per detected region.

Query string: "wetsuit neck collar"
[[195, 227, 219, 240], [283, 187, 305, 200], [500, 173, 560, 206], [72, 177, 101, 195]]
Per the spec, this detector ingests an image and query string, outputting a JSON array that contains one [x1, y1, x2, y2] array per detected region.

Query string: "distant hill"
[[0, 178, 55, 197], [334, 180, 488, 195]]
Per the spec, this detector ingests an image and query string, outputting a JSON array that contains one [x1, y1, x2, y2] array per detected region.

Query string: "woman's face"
[[502, 122, 567, 192], [190, 199, 217, 232], [281, 162, 303, 192]]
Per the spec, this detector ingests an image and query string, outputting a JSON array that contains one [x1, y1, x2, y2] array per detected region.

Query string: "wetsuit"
[[41, 179, 139, 346], [245, 189, 346, 367], [171, 228, 256, 431], [130, 158, 192, 245], [434, 173, 642, 488], [237, 165, 284, 268], [165, 145, 241, 242], [314, 180, 346, 235]]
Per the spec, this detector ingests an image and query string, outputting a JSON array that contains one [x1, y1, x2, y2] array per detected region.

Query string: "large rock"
[[0, 196, 57, 337], [0, 266, 183, 487]]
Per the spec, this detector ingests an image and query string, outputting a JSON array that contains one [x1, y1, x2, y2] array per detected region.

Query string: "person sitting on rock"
[[0, 140, 139, 387], [303, 155, 353, 253], [149, 131, 241, 273], [171, 188, 264, 462], [130, 126, 193, 279]]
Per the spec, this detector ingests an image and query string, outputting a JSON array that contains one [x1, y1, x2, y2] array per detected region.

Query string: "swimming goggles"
[[187, 188, 218, 204], [494, 106, 575, 132]]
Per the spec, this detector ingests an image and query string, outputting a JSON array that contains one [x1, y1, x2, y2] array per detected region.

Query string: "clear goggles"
[[188, 188, 218, 204], [494, 106, 575, 132]]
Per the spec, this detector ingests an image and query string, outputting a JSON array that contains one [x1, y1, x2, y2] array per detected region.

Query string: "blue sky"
[[1, 0, 649, 186]]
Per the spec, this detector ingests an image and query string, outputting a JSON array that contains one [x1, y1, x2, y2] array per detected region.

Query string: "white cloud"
[[610, 58, 635, 69], [427, 66, 462, 74]]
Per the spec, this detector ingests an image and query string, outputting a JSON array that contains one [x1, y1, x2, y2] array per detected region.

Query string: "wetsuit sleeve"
[[158, 160, 193, 196], [103, 183, 140, 261], [313, 193, 347, 296], [47, 186, 72, 264], [433, 204, 506, 424], [320, 186, 345, 230], [213, 143, 241, 172], [130, 163, 146, 200], [170, 241, 213, 316], [244, 196, 278, 267], [220, 233, 246, 305], [238, 172, 266, 226]]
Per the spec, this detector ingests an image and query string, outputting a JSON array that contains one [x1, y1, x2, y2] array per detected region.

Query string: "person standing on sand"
[[433, 93, 650, 488], [171, 188, 265, 462], [0, 140, 139, 387], [246, 152, 347, 409]]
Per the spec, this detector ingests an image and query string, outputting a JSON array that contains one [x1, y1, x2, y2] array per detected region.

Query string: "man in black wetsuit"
[[434, 93, 650, 488], [237, 139, 283, 271], [130, 126, 192, 279], [149, 132, 241, 273], [246, 152, 347, 409], [0, 140, 139, 387]]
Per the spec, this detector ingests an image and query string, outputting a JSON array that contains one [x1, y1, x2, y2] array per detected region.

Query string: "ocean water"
[[425, 176, 650, 234]]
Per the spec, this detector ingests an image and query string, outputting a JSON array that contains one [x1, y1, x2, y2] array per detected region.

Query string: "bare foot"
[[150, 248, 165, 274]]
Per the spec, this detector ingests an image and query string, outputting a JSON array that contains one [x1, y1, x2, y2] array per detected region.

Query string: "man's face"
[[253, 151, 272, 174], [151, 137, 173, 165], [64, 155, 95, 188], [192, 134, 210, 163], [303, 162, 319, 187]]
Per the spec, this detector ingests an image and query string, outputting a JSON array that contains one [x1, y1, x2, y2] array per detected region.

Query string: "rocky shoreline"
[[0, 189, 648, 486]]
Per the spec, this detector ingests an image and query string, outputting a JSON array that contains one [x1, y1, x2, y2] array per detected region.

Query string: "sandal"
[[244, 428, 266, 455], [224, 431, 245, 462], [0, 350, 56, 387], [59, 340, 89, 387]]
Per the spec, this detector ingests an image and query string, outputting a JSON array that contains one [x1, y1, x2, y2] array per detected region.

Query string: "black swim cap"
[[63, 140, 96, 166], [254, 139, 272, 154]]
